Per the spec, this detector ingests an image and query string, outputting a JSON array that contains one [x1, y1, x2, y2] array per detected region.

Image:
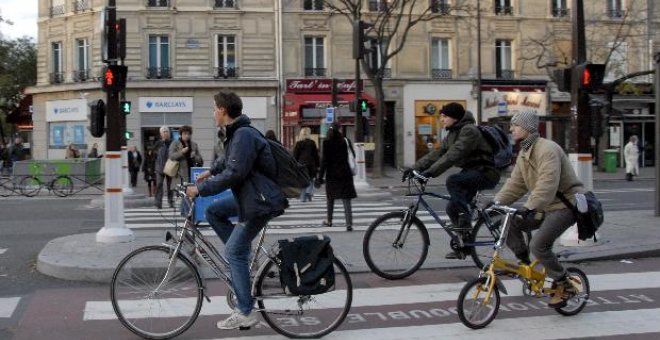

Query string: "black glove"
[[401, 168, 414, 182], [518, 207, 544, 226], [420, 171, 433, 179]]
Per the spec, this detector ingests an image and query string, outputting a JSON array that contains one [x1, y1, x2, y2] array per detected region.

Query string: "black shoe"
[[445, 250, 466, 260], [169, 202, 175, 209], [346, 225, 353, 232], [322, 221, 332, 227], [155, 203, 162, 209]]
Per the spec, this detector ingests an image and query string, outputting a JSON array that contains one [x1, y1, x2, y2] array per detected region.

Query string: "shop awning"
[[283, 92, 377, 123]]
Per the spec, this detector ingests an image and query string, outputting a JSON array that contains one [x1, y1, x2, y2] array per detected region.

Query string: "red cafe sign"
[[286, 79, 363, 93]]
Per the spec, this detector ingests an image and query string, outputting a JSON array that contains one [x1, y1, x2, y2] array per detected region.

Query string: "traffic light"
[[124, 131, 133, 140], [116, 18, 126, 61], [120, 101, 132, 114], [350, 99, 368, 113], [102, 65, 128, 92], [576, 63, 606, 92], [553, 67, 571, 93], [89, 100, 106, 138], [353, 20, 374, 59]]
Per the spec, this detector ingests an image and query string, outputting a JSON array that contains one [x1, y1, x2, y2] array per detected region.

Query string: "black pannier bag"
[[277, 235, 335, 295], [557, 191, 604, 241]]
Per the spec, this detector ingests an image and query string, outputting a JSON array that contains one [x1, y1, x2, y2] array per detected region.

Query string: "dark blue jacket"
[[197, 115, 288, 222]]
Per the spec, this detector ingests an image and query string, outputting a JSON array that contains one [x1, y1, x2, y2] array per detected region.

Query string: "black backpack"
[[277, 235, 335, 296], [478, 125, 513, 170], [557, 191, 604, 241], [246, 127, 311, 198]]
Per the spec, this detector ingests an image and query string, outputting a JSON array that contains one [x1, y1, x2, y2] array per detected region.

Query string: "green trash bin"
[[603, 149, 618, 173]]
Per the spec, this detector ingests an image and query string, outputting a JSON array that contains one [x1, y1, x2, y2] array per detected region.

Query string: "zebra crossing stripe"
[[0, 297, 20, 318], [0, 248, 7, 255]]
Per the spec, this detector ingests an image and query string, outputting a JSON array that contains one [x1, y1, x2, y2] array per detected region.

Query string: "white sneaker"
[[217, 310, 259, 330]]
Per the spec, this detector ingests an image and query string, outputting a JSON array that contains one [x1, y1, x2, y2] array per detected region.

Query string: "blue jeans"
[[299, 182, 314, 201], [205, 195, 270, 315]]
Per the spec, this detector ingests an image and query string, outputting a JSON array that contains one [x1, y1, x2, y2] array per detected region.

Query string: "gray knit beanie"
[[510, 111, 539, 133]]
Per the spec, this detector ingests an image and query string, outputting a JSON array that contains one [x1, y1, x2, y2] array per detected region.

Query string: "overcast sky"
[[0, 0, 38, 40]]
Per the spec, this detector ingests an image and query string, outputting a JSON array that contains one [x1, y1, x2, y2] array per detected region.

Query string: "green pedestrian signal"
[[124, 131, 133, 140], [120, 101, 131, 114], [359, 99, 368, 113]]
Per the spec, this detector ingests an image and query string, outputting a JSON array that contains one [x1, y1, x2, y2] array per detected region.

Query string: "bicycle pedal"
[[238, 326, 251, 331]]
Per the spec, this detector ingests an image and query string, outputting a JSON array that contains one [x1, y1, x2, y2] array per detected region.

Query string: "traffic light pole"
[[655, 52, 660, 217], [97, 0, 133, 243], [355, 58, 364, 143]]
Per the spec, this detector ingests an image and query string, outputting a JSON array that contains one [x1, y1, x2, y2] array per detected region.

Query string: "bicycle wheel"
[[111, 245, 203, 340], [256, 257, 352, 338], [457, 276, 500, 329], [363, 211, 430, 280], [19, 176, 42, 197], [51, 176, 74, 197], [555, 267, 590, 316], [0, 177, 13, 197]]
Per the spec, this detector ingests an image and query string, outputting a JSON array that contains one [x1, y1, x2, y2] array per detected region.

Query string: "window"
[[146, 0, 169, 7], [303, 0, 323, 10], [494, 0, 513, 15], [214, 0, 235, 8], [495, 39, 513, 79], [431, 38, 452, 79], [51, 42, 64, 84], [607, 0, 624, 18], [551, 0, 569, 17], [50, 0, 65, 16], [215, 35, 237, 78], [304, 37, 325, 77], [606, 42, 627, 80], [73, 0, 90, 12], [369, 0, 388, 12], [74, 39, 89, 82], [368, 38, 391, 78], [430, 0, 450, 14], [148, 35, 171, 78]]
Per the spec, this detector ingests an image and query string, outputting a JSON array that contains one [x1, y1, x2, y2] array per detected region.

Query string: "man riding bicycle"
[[493, 111, 584, 308], [187, 91, 288, 329], [404, 102, 500, 259]]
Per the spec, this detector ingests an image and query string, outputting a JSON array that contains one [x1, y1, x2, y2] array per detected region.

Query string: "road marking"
[[0, 297, 21, 318], [214, 308, 660, 340], [0, 248, 7, 255], [83, 270, 660, 321]]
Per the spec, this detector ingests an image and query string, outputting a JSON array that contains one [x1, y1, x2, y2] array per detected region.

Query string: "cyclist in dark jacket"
[[187, 91, 288, 330], [405, 103, 500, 259]]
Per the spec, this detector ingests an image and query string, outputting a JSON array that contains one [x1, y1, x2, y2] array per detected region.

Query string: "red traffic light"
[[105, 68, 115, 86], [102, 65, 128, 92], [576, 63, 606, 92], [582, 68, 591, 87]]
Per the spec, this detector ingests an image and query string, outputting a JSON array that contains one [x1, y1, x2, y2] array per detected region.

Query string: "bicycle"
[[362, 169, 506, 280], [456, 203, 590, 329], [0, 176, 19, 197], [110, 184, 353, 339], [18, 174, 74, 197]]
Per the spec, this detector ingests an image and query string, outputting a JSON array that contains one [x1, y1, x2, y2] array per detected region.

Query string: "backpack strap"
[[556, 191, 579, 219]]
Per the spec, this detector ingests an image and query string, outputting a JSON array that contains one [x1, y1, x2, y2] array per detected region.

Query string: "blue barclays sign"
[[139, 97, 194, 113], [46, 99, 88, 122]]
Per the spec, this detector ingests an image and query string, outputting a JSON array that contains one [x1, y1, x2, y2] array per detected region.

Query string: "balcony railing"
[[49, 72, 65, 84], [72, 69, 90, 82], [552, 7, 570, 17], [214, 67, 238, 79], [146, 67, 172, 79], [304, 68, 326, 77], [50, 5, 65, 17], [214, 0, 235, 8], [146, 0, 169, 7], [430, 1, 450, 15], [607, 9, 624, 18], [73, 0, 90, 12], [303, 0, 323, 10], [495, 6, 514, 15], [497, 69, 515, 79], [432, 68, 453, 79], [368, 0, 388, 12]]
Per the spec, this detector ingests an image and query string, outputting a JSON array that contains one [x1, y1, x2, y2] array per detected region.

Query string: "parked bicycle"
[[110, 184, 353, 339], [19, 174, 73, 197], [456, 203, 590, 329], [362, 169, 506, 280], [0, 176, 18, 197]]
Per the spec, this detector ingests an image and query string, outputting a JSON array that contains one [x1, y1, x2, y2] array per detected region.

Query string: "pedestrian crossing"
[[0, 297, 20, 319], [125, 196, 453, 233]]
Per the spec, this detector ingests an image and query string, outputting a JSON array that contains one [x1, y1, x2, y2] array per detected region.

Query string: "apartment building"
[[27, 0, 656, 167]]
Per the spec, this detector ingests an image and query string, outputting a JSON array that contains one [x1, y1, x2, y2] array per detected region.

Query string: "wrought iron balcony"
[[368, 0, 388, 12], [214, 0, 235, 8], [49, 72, 65, 84], [146, 67, 172, 79], [304, 68, 326, 77], [552, 7, 570, 17], [497, 69, 515, 79], [146, 0, 169, 7], [607, 9, 624, 18], [50, 5, 65, 17], [73, 0, 90, 12], [430, 1, 450, 15], [72, 69, 90, 82], [495, 6, 513, 15], [432, 68, 453, 79], [214, 67, 238, 79]]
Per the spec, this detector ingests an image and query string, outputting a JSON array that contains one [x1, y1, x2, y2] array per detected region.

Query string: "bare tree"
[[323, 0, 468, 176]]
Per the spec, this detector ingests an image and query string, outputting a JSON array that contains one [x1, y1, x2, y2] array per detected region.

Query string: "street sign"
[[325, 107, 335, 124]]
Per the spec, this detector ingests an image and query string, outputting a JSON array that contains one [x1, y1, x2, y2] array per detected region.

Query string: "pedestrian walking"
[[88, 143, 99, 158], [187, 91, 288, 330], [213, 127, 226, 162], [293, 127, 319, 202], [168, 125, 202, 184], [127, 145, 142, 187], [265, 130, 279, 143], [142, 147, 157, 197], [155, 126, 174, 209], [624, 135, 640, 181], [316, 123, 357, 231], [65, 143, 80, 159]]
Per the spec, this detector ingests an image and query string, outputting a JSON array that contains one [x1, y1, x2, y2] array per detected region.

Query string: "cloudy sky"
[[0, 0, 38, 39]]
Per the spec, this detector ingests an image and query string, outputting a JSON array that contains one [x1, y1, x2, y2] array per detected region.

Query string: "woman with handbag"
[[315, 123, 357, 231], [168, 125, 203, 184]]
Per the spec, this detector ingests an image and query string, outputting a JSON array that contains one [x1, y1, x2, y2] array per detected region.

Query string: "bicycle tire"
[[0, 177, 13, 197], [457, 276, 500, 329], [363, 211, 430, 280], [466, 210, 506, 270], [51, 175, 74, 197], [256, 257, 352, 338], [19, 176, 42, 197], [111, 245, 203, 340], [555, 267, 590, 316]]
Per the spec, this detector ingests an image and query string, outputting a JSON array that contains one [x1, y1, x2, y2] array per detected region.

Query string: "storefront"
[[608, 95, 655, 167], [282, 78, 376, 148], [45, 99, 89, 159]]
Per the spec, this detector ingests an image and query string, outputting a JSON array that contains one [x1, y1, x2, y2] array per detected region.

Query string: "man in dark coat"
[[127, 145, 142, 187], [316, 124, 357, 231], [154, 126, 173, 209], [405, 102, 500, 258], [187, 91, 288, 330]]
